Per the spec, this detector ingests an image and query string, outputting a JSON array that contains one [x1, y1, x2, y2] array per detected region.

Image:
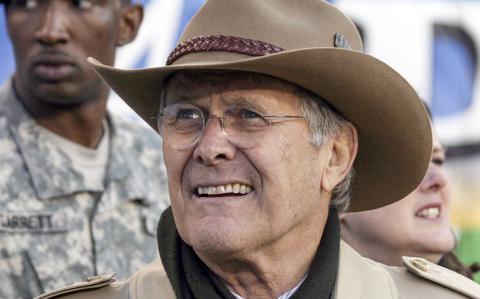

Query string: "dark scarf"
[[157, 206, 340, 299]]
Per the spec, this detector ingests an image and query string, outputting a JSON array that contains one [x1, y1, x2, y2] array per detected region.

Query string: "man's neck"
[[14, 81, 108, 148], [196, 207, 329, 299], [36, 106, 107, 149]]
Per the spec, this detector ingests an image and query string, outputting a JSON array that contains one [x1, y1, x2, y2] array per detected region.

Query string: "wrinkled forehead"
[[164, 70, 302, 105]]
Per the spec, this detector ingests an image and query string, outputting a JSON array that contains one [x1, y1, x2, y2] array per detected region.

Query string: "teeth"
[[233, 184, 240, 193], [196, 183, 253, 196], [417, 207, 440, 218], [208, 186, 216, 195], [216, 186, 226, 194]]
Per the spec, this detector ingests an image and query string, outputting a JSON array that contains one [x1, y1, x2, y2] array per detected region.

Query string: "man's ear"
[[117, 4, 143, 46], [321, 123, 358, 193]]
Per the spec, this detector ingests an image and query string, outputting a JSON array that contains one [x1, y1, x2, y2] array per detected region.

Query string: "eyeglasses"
[[156, 103, 306, 149]]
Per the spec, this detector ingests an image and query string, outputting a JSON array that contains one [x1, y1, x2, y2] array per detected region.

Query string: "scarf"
[[157, 206, 340, 299]]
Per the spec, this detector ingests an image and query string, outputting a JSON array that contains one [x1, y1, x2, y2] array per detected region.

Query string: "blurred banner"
[[1, 0, 479, 279]]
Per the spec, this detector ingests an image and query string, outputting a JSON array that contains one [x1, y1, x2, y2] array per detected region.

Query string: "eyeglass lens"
[[157, 103, 271, 150]]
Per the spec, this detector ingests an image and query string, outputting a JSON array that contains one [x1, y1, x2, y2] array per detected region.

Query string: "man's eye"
[[74, 0, 95, 10], [9, 0, 39, 9], [176, 109, 201, 120], [238, 109, 261, 119]]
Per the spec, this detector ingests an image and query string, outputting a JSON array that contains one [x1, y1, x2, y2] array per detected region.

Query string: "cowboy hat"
[[88, 0, 431, 212]]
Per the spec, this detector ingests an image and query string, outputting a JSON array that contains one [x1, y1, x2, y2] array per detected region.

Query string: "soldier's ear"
[[117, 4, 143, 46]]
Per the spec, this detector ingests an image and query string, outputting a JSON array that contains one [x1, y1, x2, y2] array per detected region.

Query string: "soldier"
[[38, 0, 480, 298], [0, 0, 169, 297]]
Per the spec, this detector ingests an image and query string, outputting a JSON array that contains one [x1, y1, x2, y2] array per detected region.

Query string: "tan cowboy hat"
[[88, 0, 431, 212]]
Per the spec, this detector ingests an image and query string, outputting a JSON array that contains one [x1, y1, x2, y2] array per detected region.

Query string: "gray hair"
[[296, 87, 355, 213]]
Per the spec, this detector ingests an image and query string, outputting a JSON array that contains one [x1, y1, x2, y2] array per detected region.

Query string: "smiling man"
[[0, 0, 168, 297], [37, 0, 480, 298]]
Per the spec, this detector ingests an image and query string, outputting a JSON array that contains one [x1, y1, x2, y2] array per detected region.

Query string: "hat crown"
[[172, 0, 363, 65]]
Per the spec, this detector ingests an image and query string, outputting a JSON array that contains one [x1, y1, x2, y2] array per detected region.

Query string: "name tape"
[[0, 213, 68, 233]]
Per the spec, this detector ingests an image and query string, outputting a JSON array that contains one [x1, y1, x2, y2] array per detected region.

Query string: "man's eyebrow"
[[221, 96, 270, 111], [165, 88, 199, 104]]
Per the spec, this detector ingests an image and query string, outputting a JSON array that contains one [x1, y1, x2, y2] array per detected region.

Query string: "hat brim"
[[88, 47, 431, 212]]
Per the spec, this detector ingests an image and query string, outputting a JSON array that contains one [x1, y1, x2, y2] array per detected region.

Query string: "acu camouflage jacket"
[[0, 82, 170, 299]]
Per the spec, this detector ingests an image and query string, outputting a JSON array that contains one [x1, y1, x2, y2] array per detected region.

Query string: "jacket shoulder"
[[337, 241, 477, 299], [33, 273, 124, 299], [34, 259, 175, 299], [399, 256, 480, 299], [381, 257, 478, 299], [128, 259, 176, 299]]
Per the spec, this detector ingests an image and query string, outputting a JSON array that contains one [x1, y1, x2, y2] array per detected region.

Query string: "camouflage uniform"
[[0, 82, 170, 299]]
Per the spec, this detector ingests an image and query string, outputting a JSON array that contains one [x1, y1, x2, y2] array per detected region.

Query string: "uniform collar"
[[2, 81, 152, 203]]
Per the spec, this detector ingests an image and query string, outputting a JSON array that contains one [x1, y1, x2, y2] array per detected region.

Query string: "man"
[[0, 0, 168, 297], [38, 0, 480, 298]]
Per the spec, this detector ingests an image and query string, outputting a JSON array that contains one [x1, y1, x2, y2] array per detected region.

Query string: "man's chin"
[[33, 85, 97, 107], [185, 222, 251, 257]]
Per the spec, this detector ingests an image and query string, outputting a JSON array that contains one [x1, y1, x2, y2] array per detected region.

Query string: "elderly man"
[[38, 0, 480, 298], [0, 0, 168, 297]]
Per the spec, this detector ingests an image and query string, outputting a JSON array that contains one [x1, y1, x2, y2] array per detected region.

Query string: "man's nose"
[[34, 2, 70, 45], [193, 116, 236, 166], [419, 163, 448, 193]]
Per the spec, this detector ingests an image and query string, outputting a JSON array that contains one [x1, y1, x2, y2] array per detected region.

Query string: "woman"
[[341, 117, 480, 279]]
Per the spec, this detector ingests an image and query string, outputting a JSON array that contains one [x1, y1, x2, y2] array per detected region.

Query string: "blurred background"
[[1, 0, 479, 281]]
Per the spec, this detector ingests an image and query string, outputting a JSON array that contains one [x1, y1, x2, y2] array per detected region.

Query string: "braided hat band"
[[166, 35, 285, 65]]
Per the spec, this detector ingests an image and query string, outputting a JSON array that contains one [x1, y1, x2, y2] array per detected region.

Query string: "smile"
[[196, 183, 253, 196], [415, 206, 441, 219]]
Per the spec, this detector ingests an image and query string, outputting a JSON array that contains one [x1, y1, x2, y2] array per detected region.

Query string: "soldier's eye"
[[73, 0, 95, 10], [9, 0, 39, 9]]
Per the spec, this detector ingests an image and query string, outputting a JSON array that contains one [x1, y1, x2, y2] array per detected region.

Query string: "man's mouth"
[[195, 183, 253, 197], [415, 205, 441, 219], [32, 54, 76, 81], [33, 63, 75, 81]]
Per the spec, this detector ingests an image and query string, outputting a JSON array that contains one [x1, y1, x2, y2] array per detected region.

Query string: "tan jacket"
[[36, 241, 480, 299]]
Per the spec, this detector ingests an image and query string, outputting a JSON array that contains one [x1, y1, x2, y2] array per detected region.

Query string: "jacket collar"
[[157, 206, 340, 299], [2, 81, 152, 203]]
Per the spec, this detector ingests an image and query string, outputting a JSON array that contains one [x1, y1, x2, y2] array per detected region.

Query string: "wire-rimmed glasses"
[[156, 102, 306, 149]]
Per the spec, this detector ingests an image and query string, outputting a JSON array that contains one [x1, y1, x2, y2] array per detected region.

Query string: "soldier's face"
[[6, 0, 135, 105], [162, 71, 335, 257], [341, 128, 454, 263]]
